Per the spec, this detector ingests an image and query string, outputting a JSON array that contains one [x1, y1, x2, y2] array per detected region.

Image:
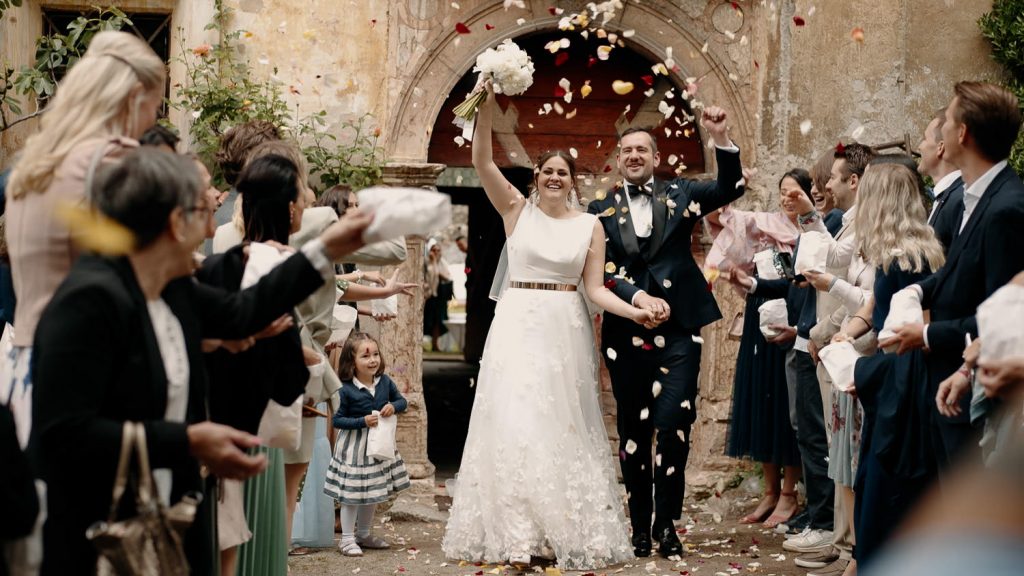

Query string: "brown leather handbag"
[[86, 422, 200, 576]]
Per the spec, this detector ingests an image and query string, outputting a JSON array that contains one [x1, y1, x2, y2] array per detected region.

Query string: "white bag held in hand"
[[257, 396, 303, 450], [794, 231, 830, 275], [819, 341, 860, 393], [328, 304, 358, 346], [366, 411, 397, 461], [358, 187, 452, 244], [371, 295, 398, 318], [977, 283, 1024, 360], [753, 249, 781, 280], [879, 287, 925, 352], [758, 299, 789, 339]]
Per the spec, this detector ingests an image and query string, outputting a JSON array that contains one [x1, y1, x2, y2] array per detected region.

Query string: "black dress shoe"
[[655, 525, 683, 558], [632, 532, 652, 557]]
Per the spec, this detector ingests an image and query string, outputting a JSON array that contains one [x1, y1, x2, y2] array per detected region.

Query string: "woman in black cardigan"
[[29, 148, 371, 575]]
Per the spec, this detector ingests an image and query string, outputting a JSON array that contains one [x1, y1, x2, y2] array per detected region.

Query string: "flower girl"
[[324, 332, 411, 556]]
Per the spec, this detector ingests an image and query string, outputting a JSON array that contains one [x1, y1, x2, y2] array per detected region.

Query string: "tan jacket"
[[5, 137, 136, 346]]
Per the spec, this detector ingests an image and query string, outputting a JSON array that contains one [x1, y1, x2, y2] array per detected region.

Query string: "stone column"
[[376, 162, 445, 483]]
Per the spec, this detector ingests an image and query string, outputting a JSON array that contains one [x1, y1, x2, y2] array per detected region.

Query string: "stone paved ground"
[[289, 489, 807, 576]]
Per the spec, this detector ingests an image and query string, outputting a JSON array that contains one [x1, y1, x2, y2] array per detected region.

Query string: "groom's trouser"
[[605, 327, 702, 534]]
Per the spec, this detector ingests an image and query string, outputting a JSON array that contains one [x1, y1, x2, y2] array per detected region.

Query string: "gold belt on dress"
[[509, 281, 577, 292]]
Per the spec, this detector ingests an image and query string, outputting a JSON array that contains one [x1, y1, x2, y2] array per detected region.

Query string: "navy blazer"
[[929, 177, 965, 254], [588, 147, 745, 336], [917, 165, 1024, 419], [332, 374, 408, 429]]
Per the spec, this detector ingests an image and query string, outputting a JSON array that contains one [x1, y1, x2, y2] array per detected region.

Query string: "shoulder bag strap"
[[106, 421, 137, 522], [131, 422, 157, 507]]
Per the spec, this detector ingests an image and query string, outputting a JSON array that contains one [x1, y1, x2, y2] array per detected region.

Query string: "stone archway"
[[384, 0, 757, 489]]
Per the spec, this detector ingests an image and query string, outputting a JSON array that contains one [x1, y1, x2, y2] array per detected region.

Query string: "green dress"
[[236, 447, 288, 575]]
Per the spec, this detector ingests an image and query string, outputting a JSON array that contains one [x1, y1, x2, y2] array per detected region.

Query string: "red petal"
[[793, 15, 805, 26], [641, 75, 654, 86], [754, 60, 760, 69], [455, 22, 471, 34], [554, 86, 567, 98], [485, 23, 495, 30], [603, 164, 613, 173], [587, 56, 597, 67], [547, 7, 557, 15], [370, 19, 377, 28], [731, 2, 741, 10], [835, 141, 846, 154], [554, 52, 569, 66], [642, 343, 654, 350], [464, 267, 472, 275], [605, 279, 617, 289]]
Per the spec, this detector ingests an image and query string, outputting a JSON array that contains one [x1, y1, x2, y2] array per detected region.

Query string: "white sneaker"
[[782, 529, 833, 553]]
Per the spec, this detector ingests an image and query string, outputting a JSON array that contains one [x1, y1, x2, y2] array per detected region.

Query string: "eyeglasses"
[[185, 205, 215, 217]]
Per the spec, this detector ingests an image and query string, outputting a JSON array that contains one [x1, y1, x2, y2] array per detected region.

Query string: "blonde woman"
[[819, 159, 946, 573], [4, 30, 164, 440]]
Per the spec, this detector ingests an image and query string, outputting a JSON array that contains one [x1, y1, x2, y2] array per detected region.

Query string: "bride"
[[441, 82, 654, 570]]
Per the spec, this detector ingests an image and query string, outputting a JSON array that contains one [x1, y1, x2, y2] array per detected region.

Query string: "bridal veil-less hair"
[[855, 162, 945, 275], [7, 31, 165, 200]]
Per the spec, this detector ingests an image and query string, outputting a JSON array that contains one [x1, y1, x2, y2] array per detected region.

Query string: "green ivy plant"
[[174, 0, 384, 191], [979, 0, 1024, 174], [1, 6, 130, 131]]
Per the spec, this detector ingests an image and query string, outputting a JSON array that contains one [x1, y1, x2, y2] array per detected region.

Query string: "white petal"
[[606, 348, 617, 361], [652, 381, 662, 398], [800, 119, 813, 135], [654, 335, 666, 348], [639, 407, 649, 421], [625, 439, 638, 454]]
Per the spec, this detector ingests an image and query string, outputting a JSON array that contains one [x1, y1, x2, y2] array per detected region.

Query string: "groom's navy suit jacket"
[[588, 148, 745, 337]]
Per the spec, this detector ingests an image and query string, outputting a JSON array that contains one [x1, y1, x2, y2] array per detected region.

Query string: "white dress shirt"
[[625, 177, 655, 238], [928, 170, 962, 222], [960, 161, 1007, 233]]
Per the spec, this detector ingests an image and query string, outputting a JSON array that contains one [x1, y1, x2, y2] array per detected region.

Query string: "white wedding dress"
[[442, 203, 633, 570]]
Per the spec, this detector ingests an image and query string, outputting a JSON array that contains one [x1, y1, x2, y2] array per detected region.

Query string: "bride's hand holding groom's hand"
[[634, 292, 671, 328]]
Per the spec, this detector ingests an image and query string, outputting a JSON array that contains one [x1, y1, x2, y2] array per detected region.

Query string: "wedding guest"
[[423, 238, 453, 352], [710, 170, 804, 529], [917, 108, 964, 254], [198, 152, 314, 576], [881, 82, 1024, 470], [29, 148, 371, 575], [4, 31, 164, 442], [786, 143, 877, 574], [820, 160, 946, 570], [211, 120, 280, 232], [325, 332, 411, 557]]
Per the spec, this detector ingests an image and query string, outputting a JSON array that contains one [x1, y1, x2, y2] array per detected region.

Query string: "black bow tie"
[[627, 183, 652, 198]]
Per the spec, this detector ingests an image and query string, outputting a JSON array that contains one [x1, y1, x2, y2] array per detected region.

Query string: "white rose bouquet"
[[452, 39, 535, 140]]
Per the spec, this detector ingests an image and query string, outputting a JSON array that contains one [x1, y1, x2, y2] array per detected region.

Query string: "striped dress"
[[324, 377, 411, 505]]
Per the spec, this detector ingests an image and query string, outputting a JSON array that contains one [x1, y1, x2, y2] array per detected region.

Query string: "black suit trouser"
[[605, 327, 701, 534], [793, 350, 835, 530]]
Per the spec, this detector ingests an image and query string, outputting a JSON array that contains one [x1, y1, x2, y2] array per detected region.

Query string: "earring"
[[290, 208, 295, 223]]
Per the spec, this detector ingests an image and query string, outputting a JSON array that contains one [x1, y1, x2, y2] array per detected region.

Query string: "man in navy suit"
[[917, 108, 965, 254], [588, 107, 744, 558], [881, 81, 1024, 468]]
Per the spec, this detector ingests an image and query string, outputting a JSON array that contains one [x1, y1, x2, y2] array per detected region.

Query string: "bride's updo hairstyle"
[[531, 150, 581, 208]]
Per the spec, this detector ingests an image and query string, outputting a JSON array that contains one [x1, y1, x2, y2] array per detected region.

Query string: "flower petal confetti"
[[612, 80, 634, 95], [652, 381, 663, 398], [455, 22, 471, 34], [800, 119, 813, 135], [851, 26, 865, 43], [606, 347, 618, 361], [654, 335, 666, 348], [663, 279, 673, 288], [639, 407, 650, 421], [793, 15, 806, 26], [688, 201, 701, 216], [625, 439, 638, 454], [597, 45, 613, 60], [580, 81, 593, 98], [632, 336, 645, 347], [852, 125, 866, 140]]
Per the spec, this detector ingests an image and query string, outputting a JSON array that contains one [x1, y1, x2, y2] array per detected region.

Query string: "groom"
[[589, 107, 743, 558]]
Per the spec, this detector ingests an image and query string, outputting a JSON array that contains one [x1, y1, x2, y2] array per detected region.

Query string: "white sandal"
[[338, 539, 363, 557]]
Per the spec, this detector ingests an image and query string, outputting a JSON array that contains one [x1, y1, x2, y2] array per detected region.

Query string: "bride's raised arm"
[[472, 82, 525, 231], [582, 221, 655, 326]]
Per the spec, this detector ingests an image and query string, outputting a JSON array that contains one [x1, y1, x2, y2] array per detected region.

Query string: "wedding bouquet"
[[452, 39, 535, 139]]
